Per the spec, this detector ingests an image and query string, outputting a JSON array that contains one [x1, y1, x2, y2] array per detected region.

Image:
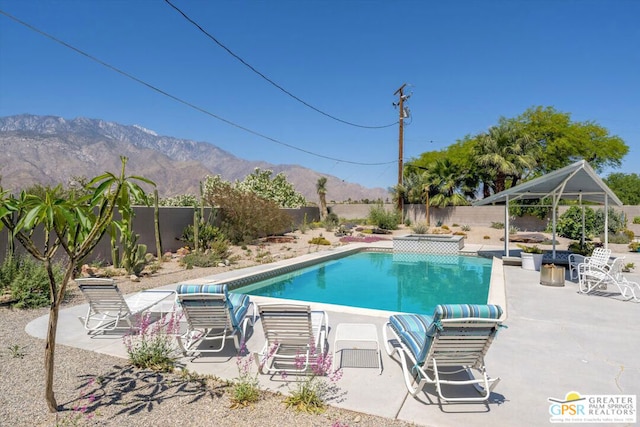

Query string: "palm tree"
[[423, 159, 472, 207], [475, 121, 538, 194], [316, 177, 328, 221]]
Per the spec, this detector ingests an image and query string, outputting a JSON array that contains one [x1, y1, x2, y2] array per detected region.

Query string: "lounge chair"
[[383, 304, 504, 402], [76, 278, 175, 334], [254, 304, 329, 375], [567, 253, 586, 281], [578, 257, 640, 301], [176, 284, 255, 357], [575, 247, 612, 279]]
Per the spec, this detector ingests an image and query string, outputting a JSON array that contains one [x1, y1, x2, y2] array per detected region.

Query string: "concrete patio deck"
[[25, 245, 640, 426]]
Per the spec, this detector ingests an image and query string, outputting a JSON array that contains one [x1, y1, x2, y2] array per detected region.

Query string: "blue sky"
[[1, 1, 638, 190]]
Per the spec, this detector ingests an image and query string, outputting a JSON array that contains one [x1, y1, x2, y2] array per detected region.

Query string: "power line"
[[164, 0, 398, 130], [0, 9, 396, 167]]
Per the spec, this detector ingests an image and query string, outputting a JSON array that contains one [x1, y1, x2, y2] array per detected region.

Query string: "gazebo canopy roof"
[[473, 160, 622, 206]]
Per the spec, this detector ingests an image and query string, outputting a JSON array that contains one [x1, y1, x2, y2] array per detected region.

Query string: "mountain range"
[[0, 114, 390, 203]]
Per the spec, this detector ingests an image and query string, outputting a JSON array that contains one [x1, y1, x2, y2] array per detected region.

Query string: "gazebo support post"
[[604, 195, 609, 249], [504, 195, 510, 257], [552, 193, 558, 259]]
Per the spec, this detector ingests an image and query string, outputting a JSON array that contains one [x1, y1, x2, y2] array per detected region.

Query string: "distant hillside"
[[0, 114, 390, 202]]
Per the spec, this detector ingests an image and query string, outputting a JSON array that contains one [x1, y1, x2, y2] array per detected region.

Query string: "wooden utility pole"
[[394, 83, 407, 213]]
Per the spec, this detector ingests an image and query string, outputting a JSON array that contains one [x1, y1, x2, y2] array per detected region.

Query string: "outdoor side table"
[[333, 323, 382, 374]]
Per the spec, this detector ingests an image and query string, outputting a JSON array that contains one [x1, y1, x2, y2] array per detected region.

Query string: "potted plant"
[[518, 244, 544, 271], [628, 242, 640, 253], [540, 263, 565, 286]]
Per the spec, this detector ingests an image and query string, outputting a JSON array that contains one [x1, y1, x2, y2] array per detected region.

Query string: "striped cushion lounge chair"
[[77, 278, 175, 334], [254, 304, 329, 375], [383, 304, 504, 402], [176, 284, 255, 358]]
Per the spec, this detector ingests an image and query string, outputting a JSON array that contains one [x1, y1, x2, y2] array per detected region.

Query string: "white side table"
[[333, 323, 382, 374]]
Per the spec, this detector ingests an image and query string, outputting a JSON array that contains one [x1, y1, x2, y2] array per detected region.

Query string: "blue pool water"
[[237, 252, 492, 315]]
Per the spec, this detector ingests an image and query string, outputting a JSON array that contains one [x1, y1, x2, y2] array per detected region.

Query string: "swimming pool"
[[236, 251, 492, 315]]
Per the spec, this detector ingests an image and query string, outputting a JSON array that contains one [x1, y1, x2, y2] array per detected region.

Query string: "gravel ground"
[[1, 224, 591, 426], [0, 228, 420, 427]]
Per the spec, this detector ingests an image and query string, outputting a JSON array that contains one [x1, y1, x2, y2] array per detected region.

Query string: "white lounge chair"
[[76, 278, 175, 334], [567, 253, 586, 281], [254, 304, 329, 375], [575, 247, 612, 279], [578, 257, 640, 301], [383, 304, 504, 402], [176, 284, 255, 358]]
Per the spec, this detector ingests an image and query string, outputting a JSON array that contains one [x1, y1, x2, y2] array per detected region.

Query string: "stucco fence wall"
[[0, 206, 320, 265]]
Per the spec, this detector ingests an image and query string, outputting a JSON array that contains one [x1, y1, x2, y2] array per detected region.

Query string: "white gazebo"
[[473, 160, 623, 258]]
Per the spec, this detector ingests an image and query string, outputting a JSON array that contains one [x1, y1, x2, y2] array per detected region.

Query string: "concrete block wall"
[[331, 203, 640, 234]]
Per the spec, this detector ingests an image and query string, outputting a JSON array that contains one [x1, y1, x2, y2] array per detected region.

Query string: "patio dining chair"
[[76, 278, 176, 334], [383, 304, 505, 402]]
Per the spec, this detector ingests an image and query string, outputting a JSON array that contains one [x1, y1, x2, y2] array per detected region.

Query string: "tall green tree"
[[407, 106, 629, 200], [0, 157, 154, 412], [512, 106, 628, 173], [316, 177, 328, 221], [604, 173, 640, 205], [474, 120, 539, 194]]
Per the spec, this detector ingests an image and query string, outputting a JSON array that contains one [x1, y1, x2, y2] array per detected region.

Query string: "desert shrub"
[[180, 252, 224, 269], [557, 206, 597, 240], [123, 311, 181, 372], [368, 204, 400, 230], [602, 232, 631, 244], [179, 233, 231, 268], [452, 223, 459, 227], [595, 208, 626, 234], [441, 224, 450, 230], [205, 182, 292, 245], [622, 229, 635, 240], [568, 241, 595, 256], [0, 256, 63, 308], [230, 350, 261, 408], [404, 218, 412, 227], [158, 194, 198, 206], [483, 235, 491, 239], [308, 236, 331, 246], [411, 222, 429, 234], [323, 213, 339, 231], [509, 225, 519, 235], [182, 222, 228, 252], [509, 198, 552, 220], [557, 206, 625, 240], [629, 242, 640, 252], [633, 216, 640, 225], [452, 231, 467, 236], [461, 225, 471, 231], [490, 222, 504, 229]]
